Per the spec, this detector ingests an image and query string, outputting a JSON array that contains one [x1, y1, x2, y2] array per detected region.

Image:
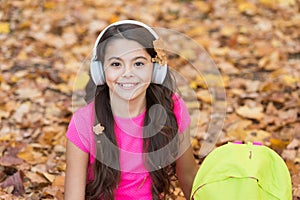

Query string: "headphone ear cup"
[[152, 63, 168, 84], [90, 60, 105, 85]]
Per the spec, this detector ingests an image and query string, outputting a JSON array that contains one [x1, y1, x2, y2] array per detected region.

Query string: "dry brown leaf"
[[244, 129, 271, 143], [0, 110, 10, 123], [278, 109, 298, 124], [54, 83, 71, 94], [255, 42, 275, 57], [184, 102, 199, 111], [220, 25, 238, 37], [195, 110, 209, 127], [190, 75, 206, 89], [45, 103, 61, 118], [226, 120, 253, 132], [0, 156, 23, 167], [259, 0, 276, 7], [180, 49, 197, 61], [245, 80, 260, 93], [208, 47, 229, 57], [1, 171, 25, 196], [236, 105, 264, 120], [3, 185, 14, 195], [278, 0, 296, 6], [266, 102, 278, 115], [55, 160, 66, 172], [62, 29, 78, 46], [218, 61, 240, 75], [193, 1, 211, 14], [187, 27, 207, 37], [287, 139, 300, 150], [17, 145, 47, 165], [43, 173, 56, 183], [196, 90, 211, 104], [16, 146, 35, 164], [227, 129, 248, 141], [52, 176, 65, 189], [282, 149, 297, 161], [237, 35, 250, 45], [16, 87, 42, 99], [11, 102, 31, 123], [237, 2, 257, 15], [42, 186, 64, 199], [25, 171, 48, 185]]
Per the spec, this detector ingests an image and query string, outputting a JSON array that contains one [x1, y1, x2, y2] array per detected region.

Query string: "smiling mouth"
[[117, 82, 139, 89]]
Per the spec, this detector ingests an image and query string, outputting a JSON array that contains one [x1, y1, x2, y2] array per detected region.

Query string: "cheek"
[[136, 66, 153, 82], [142, 73, 152, 83], [105, 69, 122, 83]]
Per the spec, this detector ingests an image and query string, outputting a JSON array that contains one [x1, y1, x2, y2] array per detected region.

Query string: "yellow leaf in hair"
[[152, 38, 167, 66]]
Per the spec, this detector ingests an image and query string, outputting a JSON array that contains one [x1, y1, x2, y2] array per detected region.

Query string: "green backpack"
[[191, 142, 292, 200]]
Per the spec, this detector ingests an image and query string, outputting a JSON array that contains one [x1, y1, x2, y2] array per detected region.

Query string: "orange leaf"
[[52, 176, 65, 189]]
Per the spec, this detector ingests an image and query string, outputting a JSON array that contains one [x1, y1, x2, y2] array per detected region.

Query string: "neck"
[[110, 95, 147, 118]]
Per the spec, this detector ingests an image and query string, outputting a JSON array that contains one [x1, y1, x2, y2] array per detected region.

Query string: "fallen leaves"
[[237, 2, 257, 15], [0, 156, 23, 167], [236, 105, 264, 120], [218, 61, 240, 75], [260, 0, 297, 7], [0, 0, 299, 199], [17, 146, 47, 165], [1, 171, 25, 196]]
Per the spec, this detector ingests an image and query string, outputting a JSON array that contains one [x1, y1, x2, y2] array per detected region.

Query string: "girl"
[[64, 20, 198, 200]]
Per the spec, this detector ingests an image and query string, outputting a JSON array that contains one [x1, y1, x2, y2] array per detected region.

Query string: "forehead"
[[104, 38, 150, 59]]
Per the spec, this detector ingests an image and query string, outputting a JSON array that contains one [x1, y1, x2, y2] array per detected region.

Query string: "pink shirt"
[[66, 95, 191, 199]]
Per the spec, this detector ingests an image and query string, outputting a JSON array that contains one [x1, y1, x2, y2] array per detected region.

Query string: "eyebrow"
[[107, 56, 149, 61], [108, 57, 122, 61], [133, 56, 148, 61]]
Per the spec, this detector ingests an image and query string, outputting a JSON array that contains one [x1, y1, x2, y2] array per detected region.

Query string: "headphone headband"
[[92, 20, 159, 60]]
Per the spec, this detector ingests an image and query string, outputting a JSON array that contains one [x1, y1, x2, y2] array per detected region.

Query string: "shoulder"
[[71, 102, 94, 125], [71, 102, 95, 133], [66, 102, 95, 153], [73, 102, 94, 118], [172, 93, 187, 113]]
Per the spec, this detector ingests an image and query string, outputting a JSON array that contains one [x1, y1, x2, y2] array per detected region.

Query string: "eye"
[[110, 62, 121, 68], [134, 62, 145, 68]]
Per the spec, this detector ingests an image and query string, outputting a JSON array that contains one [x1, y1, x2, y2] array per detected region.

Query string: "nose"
[[122, 63, 134, 77]]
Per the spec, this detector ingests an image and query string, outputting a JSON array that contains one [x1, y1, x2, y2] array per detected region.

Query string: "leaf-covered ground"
[[0, 0, 299, 199]]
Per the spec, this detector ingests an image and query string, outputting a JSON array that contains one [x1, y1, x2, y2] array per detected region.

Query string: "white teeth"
[[122, 83, 134, 87], [118, 83, 137, 88]]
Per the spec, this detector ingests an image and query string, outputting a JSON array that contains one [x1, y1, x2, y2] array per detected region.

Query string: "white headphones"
[[90, 20, 168, 86]]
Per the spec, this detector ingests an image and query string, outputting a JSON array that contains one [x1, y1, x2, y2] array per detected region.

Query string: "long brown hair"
[[85, 23, 179, 200]]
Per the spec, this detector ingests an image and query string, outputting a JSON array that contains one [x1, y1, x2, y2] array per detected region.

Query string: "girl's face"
[[103, 38, 153, 103]]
